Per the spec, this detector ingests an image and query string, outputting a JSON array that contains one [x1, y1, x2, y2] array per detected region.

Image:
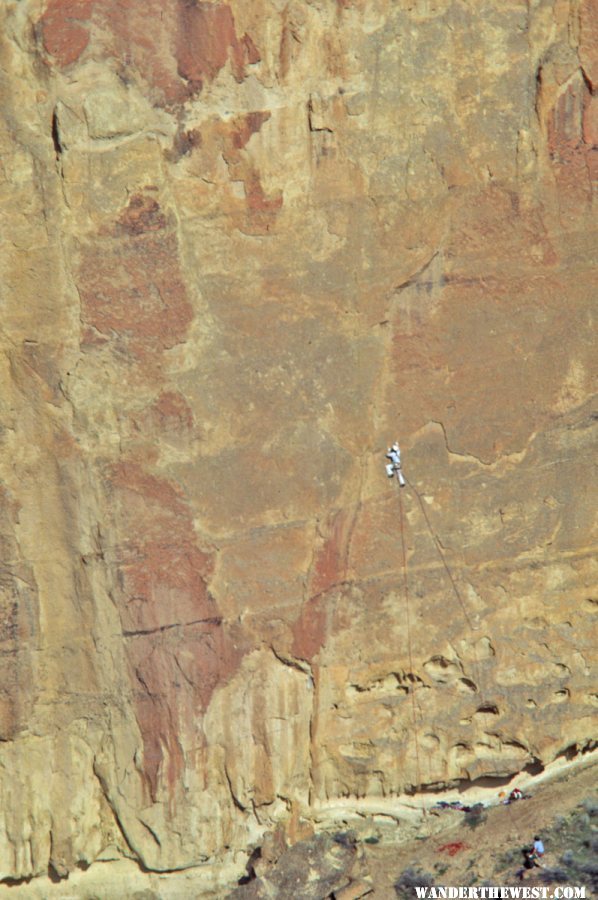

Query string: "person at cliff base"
[[532, 836, 545, 858], [516, 849, 541, 880]]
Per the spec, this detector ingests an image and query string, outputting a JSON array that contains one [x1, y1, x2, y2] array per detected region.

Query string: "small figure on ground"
[[532, 835, 544, 858], [503, 786, 532, 804]]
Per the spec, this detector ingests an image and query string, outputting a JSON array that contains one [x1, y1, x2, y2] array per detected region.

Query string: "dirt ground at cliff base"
[[364, 759, 598, 898], [0, 758, 595, 898]]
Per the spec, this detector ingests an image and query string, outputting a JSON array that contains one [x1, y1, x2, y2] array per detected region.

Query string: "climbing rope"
[[406, 475, 486, 703], [407, 477, 476, 632], [399, 465, 508, 797], [396, 477, 426, 815], [387, 441, 496, 808]]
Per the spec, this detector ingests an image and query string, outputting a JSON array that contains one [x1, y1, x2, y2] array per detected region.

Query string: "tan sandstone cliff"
[[0, 0, 596, 893]]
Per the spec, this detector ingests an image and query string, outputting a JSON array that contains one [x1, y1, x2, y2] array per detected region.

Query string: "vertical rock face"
[[0, 0, 596, 887]]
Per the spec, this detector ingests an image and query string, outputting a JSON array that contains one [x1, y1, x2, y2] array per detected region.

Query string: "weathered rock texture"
[[0, 0, 596, 892]]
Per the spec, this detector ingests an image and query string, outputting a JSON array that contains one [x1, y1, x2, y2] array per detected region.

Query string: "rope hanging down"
[[404, 474, 485, 701], [397, 475, 425, 808], [385, 440, 485, 804], [385, 441, 480, 663], [408, 478, 476, 632]]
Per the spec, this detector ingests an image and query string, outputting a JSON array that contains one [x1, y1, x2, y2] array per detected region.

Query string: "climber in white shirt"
[[385, 442, 406, 487]]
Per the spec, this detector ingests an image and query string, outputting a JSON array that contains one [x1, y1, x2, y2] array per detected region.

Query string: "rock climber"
[[385, 442, 406, 487]]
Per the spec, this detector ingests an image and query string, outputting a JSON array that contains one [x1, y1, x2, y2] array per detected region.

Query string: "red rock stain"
[[40, 0, 93, 66], [40, 0, 260, 106], [292, 509, 354, 662], [110, 462, 242, 800], [80, 200, 193, 370]]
